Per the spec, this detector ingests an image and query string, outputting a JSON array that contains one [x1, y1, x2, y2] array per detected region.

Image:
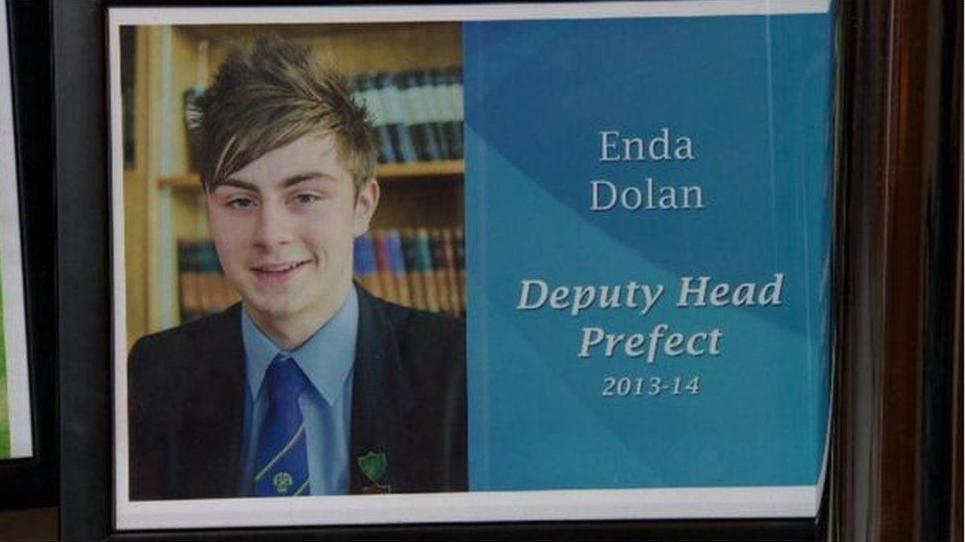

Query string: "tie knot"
[[265, 355, 308, 403]]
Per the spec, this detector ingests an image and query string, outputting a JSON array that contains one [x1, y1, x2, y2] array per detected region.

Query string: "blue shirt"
[[239, 287, 358, 496]]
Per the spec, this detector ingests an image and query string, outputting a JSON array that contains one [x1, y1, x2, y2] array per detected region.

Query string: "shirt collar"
[[242, 286, 359, 406]]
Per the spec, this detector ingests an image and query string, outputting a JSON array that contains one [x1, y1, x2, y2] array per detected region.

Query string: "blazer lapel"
[[179, 304, 247, 498], [349, 288, 416, 493]]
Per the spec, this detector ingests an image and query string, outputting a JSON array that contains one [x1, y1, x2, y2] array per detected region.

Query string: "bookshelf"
[[123, 23, 464, 345]]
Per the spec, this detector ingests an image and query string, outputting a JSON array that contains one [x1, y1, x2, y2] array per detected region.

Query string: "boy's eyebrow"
[[216, 178, 259, 192], [217, 172, 335, 192], [281, 172, 335, 188]]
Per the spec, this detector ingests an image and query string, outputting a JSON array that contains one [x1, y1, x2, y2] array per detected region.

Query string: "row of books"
[[354, 227, 466, 317], [348, 68, 464, 165], [176, 226, 466, 323], [177, 240, 240, 323]]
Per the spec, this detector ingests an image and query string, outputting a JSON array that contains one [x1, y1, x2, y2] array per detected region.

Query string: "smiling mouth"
[[251, 260, 311, 283]]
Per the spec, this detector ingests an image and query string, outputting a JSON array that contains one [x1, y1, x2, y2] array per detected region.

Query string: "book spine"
[[377, 72, 418, 163], [448, 67, 464, 160], [353, 233, 383, 298], [373, 230, 399, 304], [401, 229, 426, 310], [399, 71, 441, 162], [415, 228, 440, 312], [420, 70, 449, 160], [177, 240, 202, 323], [432, 68, 458, 160], [429, 229, 452, 314], [351, 72, 397, 164], [394, 72, 423, 162], [386, 229, 412, 307], [441, 228, 462, 315]]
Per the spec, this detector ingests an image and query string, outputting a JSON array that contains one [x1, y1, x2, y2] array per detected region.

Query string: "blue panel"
[[466, 13, 833, 491]]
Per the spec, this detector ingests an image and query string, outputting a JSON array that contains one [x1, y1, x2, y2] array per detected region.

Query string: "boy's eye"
[[294, 193, 320, 204], [227, 197, 256, 209]]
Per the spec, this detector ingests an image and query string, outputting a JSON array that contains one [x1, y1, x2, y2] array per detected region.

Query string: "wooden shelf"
[[377, 160, 464, 179], [159, 160, 464, 189], [158, 173, 203, 189]]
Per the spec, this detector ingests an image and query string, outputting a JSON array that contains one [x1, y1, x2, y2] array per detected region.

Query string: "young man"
[[128, 37, 466, 500]]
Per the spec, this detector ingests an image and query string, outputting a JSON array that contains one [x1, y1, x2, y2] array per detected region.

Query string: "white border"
[[118, 486, 819, 530], [110, 1, 831, 531], [0, 0, 33, 460], [109, 0, 832, 25]]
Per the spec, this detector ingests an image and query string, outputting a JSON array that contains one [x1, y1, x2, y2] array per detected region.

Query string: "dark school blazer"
[[127, 287, 467, 500]]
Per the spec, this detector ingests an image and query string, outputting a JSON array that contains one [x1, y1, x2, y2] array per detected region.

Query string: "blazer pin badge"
[[357, 451, 390, 494]]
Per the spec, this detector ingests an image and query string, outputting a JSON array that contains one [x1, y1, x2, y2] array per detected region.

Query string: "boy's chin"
[[245, 300, 297, 320]]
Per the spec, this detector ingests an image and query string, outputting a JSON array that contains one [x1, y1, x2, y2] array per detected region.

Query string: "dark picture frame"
[[54, 0, 961, 539], [0, 0, 58, 511], [57, 2, 829, 539], [829, 0, 962, 540]]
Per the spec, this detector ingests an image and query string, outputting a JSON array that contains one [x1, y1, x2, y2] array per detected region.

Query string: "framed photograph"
[[0, 0, 57, 509], [61, 0, 844, 539]]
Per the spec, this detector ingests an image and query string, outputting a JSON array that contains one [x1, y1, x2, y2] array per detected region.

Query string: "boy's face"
[[207, 133, 378, 337]]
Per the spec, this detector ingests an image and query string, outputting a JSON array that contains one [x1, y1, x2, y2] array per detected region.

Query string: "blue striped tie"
[[252, 355, 311, 497]]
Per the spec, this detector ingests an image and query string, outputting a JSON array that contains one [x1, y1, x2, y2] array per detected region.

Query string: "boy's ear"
[[353, 178, 380, 236]]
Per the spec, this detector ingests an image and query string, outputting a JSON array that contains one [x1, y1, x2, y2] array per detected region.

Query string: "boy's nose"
[[252, 202, 293, 247]]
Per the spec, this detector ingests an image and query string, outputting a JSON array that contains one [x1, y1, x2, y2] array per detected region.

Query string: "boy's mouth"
[[250, 260, 311, 283]]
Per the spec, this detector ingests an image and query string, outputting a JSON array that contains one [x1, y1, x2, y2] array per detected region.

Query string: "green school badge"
[[357, 451, 390, 494], [272, 472, 294, 494]]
